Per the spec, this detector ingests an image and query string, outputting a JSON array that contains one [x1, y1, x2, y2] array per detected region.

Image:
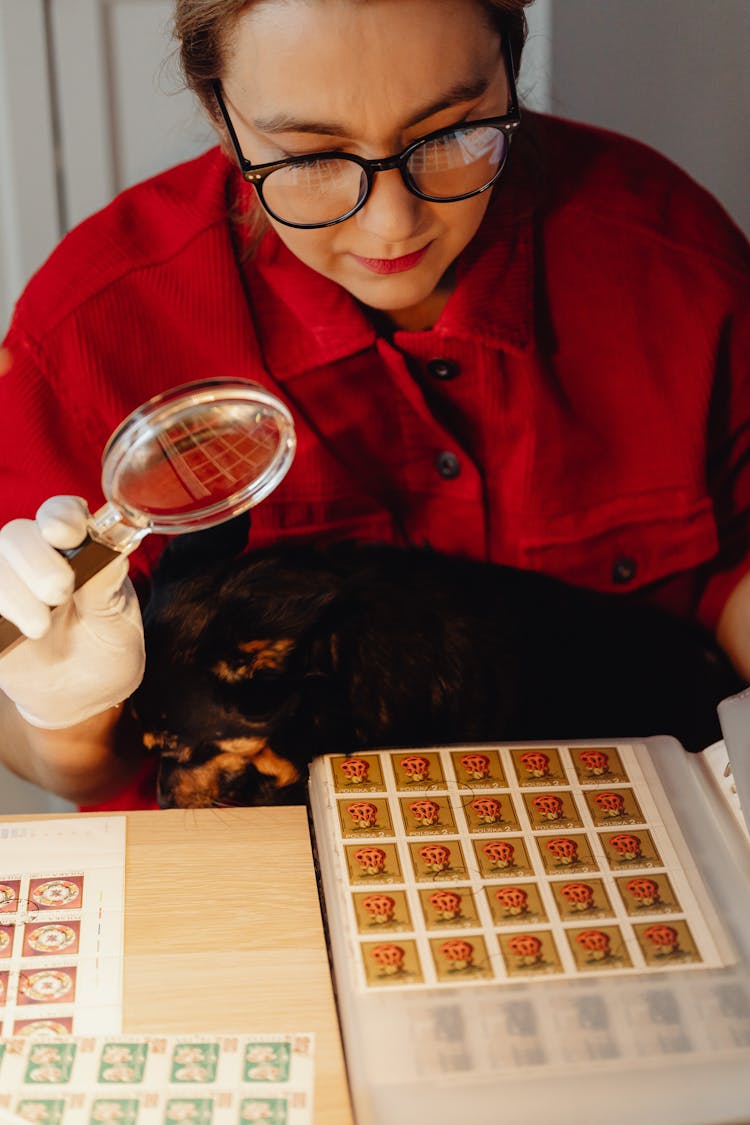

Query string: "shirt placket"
[[375, 335, 489, 557]]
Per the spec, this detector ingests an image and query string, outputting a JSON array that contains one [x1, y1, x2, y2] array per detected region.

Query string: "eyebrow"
[[251, 75, 493, 137]]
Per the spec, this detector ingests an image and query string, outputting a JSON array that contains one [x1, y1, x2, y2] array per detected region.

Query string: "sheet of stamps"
[[322, 744, 729, 990], [0, 818, 126, 1036], [0, 1033, 314, 1125]]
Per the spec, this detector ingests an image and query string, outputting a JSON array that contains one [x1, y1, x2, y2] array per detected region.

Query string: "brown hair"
[[174, 0, 534, 119]]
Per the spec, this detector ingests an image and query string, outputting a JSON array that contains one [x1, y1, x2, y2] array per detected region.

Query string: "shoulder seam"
[[561, 200, 750, 285], [15, 213, 231, 348]]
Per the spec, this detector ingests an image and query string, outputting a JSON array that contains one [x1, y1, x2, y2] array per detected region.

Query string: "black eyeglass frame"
[[211, 33, 521, 230]]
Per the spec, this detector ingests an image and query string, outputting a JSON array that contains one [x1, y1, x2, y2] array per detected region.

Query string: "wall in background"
[[0, 2, 59, 340]]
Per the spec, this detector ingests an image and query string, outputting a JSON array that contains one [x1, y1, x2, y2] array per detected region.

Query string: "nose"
[[354, 165, 424, 244]]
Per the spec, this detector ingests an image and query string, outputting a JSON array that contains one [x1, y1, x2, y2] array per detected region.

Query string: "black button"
[[427, 358, 460, 380], [612, 557, 637, 585], [436, 451, 461, 479]]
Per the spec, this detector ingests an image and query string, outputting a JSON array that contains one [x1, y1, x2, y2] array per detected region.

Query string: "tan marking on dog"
[[168, 737, 266, 808], [212, 660, 251, 683], [238, 638, 294, 664], [215, 737, 300, 788], [170, 764, 224, 808], [212, 638, 294, 682], [142, 731, 183, 757], [168, 737, 300, 807]]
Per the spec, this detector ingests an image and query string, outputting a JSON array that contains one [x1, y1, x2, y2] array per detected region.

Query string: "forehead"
[[223, 0, 501, 120]]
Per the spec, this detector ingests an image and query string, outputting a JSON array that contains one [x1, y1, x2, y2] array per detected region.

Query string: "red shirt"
[[2, 113, 749, 809]]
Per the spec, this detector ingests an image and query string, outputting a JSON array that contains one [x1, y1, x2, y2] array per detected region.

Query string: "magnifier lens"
[[109, 404, 287, 521], [100, 381, 295, 535]]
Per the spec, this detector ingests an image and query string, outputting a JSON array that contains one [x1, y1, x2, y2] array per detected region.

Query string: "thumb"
[[74, 563, 145, 667], [74, 555, 132, 616]]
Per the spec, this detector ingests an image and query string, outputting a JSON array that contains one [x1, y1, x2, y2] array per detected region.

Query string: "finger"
[[0, 555, 52, 638], [0, 518, 75, 606], [0, 347, 11, 376], [36, 496, 90, 550]]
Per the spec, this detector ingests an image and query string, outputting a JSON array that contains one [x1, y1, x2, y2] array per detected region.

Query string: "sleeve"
[[696, 289, 750, 632], [0, 321, 106, 523]]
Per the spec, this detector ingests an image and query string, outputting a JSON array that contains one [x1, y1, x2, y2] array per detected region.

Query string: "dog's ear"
[[153, 511, 251, 583]]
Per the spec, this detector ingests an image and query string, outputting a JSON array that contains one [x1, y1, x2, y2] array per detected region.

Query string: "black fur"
[[132, 516, 743, 808]]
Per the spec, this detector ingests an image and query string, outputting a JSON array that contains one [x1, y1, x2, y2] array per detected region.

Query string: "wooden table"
[[4, 807, 354, 1125]]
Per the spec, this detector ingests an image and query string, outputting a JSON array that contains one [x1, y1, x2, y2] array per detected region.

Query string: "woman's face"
[[221, 0, 508, 323]]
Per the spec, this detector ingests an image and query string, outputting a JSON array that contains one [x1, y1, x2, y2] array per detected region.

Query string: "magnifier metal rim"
[[100, 378, 296, 533]]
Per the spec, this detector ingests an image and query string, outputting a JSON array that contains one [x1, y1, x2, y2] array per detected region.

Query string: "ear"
[[153, 511, 251, 582]]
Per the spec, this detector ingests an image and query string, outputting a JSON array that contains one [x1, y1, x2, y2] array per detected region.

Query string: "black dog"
[[131, 516, 743, 808]]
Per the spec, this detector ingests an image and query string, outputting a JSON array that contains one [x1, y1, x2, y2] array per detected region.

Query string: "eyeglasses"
[[212, 35, 521, 230]]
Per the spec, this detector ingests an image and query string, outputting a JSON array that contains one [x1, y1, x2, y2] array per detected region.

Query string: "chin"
[[340, 263, 444, 312]]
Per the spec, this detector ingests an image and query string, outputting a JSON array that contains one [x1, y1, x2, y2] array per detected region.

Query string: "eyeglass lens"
[[261, 124, 509, 226]]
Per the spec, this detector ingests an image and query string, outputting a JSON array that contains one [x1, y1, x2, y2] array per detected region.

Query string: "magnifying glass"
[[0, 378, 296, 652]]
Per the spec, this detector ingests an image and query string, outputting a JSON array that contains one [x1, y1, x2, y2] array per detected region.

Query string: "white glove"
[[0, 496, 145, 729]]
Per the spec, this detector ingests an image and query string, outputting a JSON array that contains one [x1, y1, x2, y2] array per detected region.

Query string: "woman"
[[0, 0, 748, 808]]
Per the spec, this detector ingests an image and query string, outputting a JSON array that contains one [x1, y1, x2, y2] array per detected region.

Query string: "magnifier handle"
[[59, 535, 124, 587], [0, 536, 123, 654]]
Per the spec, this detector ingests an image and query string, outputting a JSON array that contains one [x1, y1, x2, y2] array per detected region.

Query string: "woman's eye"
[[291, 157, 330, 170]]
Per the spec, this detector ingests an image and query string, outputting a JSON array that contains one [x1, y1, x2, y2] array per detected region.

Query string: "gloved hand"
[[0, 496, 145, 729]]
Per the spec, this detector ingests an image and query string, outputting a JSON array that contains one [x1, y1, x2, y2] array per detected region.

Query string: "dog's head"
[[131, 517, 350, 809], [132, 521, 525, 807]]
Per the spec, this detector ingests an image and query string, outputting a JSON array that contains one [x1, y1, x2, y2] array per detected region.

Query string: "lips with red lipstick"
[[352, 244, 431, 275]]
